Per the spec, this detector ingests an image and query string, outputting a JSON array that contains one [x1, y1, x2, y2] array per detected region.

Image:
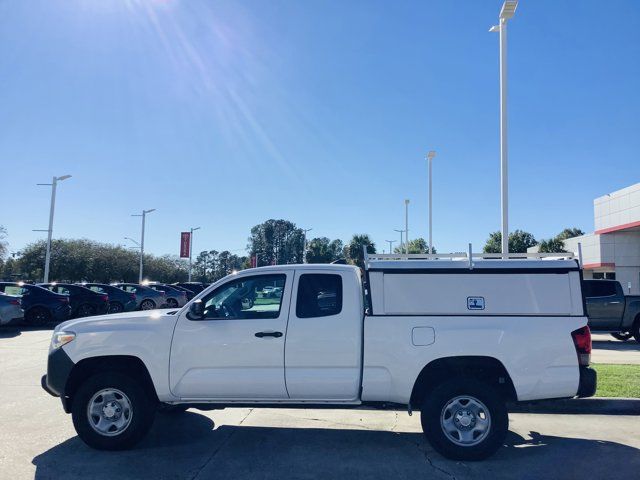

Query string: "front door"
[[584, 280, 624, 330], [169, 272, 291, 400]]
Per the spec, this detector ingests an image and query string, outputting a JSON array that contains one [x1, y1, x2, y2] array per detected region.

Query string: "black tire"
[[420, 377, 508, 461], [76, 304, 95, 318], [108, 302, 124, 314], [632, 317, 640, 344], [25, 307, 51, 327], [139, 299, 155, 311], [71, 372, 156, 450], [611, 331, 632, 341], [166, 298, 179, 308]]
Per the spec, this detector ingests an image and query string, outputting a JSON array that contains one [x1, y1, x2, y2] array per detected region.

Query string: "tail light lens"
[[571, 326, 592, 366], [130, 293, 137, 300], [101, 295, 109, 302], [58, 297, 69, 303], [9, 299, 20, 306]]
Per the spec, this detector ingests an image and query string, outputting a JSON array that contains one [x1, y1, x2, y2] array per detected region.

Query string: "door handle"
[[255, 331, 283, 338]]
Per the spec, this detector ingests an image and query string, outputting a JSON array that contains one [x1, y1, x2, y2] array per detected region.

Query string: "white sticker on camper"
[[467, 297, 485, 310]]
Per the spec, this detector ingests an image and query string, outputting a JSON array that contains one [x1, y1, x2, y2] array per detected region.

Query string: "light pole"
[[302, 228, 312, 263], [386, 239, 396, 254], [404, 199, 410, 254], [426, 151, 436, 254], [188, 227, 201, 281], [34, 175, 72, 283], [393, 229, 405, 253], [131, 209, 155, 283], [490, 0, 518, 257]]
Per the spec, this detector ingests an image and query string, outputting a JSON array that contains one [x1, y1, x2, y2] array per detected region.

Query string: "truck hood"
[[54, 309, 180, 333]]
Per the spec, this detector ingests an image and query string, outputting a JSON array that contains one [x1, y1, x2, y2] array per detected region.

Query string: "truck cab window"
[[202, 274, 285, 320], [296, 274, 343, 318]]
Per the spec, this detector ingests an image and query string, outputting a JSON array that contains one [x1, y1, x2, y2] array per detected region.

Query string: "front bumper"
[[577, 366, 597, 398], [42, 347, 75, 398]]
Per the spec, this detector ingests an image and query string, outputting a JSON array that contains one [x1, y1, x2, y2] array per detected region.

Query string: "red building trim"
[[595, 220, 640, 235], [583, 262, 615, 270]]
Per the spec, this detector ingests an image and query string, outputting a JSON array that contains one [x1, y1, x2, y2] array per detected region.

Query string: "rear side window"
[[296, 274, 343, 318], [583, 281, 617, 297]]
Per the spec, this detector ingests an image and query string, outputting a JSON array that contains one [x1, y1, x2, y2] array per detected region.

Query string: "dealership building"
[[549, 183, 640, 294]]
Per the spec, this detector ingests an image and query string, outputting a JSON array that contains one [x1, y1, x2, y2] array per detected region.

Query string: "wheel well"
[[65, 356, 159, 409], [410, 356, 517, 409]]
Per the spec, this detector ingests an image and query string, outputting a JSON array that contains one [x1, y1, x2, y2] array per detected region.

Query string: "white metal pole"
[[139, 211, 145, 283], [499, 16, 509, 257], [404, 200, 410, 254], [386, 240, 395, 254], [428, 157, 433, 255], [43, 176, 57, 283]]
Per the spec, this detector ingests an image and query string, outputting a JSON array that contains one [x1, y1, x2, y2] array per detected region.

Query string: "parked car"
[[173, 282, 207, 295], [79, 283, 138, 314], [0, 282, 71, 326], [169, 284, 198, 301], [583, 279, 640, 342], [111, 283, 166, 310], [40, 283, 109, 318], [43, 256, 595, 460], [0, 292, 23, 326], [144, 283, 188, 308]]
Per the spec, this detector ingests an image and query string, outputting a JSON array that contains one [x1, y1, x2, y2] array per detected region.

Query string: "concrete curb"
[[510, 398, 640, 415]]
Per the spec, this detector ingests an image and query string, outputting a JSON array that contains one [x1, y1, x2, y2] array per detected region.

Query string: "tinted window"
[[584, 280, 617, 297], [201, 274, 285, 320], [89, 286, 106, 294], [296, 274, 343, 318]]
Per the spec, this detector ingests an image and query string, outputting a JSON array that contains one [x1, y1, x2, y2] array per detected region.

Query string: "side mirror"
[[188, 300, 205, 320]]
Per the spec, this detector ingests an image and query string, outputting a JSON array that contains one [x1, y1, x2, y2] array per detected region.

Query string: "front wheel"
[[611, 331, 632, 341], [420, 378, 508, 461], [71, 372, 156, 450], [25, 307, 51, 327], [139, 299, 155, 311], [108, 302, 124, 314]]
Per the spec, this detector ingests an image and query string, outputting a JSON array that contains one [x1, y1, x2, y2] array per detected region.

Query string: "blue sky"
[[1, 0, 639, 257]]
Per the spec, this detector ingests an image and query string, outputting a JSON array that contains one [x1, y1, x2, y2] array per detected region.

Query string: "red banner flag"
[[180, 232, 191, 258]]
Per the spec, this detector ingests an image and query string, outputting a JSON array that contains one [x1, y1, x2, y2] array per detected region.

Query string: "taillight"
[[571, 326, 592, 366], [9, 299, 20, 306], [101, 295, 109, 302], [130, 293, 136, 300], [59, 297, 69, 303]]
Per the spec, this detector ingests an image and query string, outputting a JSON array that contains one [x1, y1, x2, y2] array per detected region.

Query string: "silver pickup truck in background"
[[584, 279, 640, 342]]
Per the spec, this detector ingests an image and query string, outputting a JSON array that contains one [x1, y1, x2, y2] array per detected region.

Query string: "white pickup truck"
[[42, 253, 596, 460]]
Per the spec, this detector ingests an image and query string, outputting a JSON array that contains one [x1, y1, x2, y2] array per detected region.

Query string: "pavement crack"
[[390, 411, 399, 432], [422, 450, 458, 480], [189, 409, 254, 480]]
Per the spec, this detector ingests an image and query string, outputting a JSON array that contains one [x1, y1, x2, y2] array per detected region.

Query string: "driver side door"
[[169, 272, 291, 400]]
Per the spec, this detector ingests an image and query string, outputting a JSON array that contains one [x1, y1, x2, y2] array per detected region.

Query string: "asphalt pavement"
[[1, 327, 639, 480]]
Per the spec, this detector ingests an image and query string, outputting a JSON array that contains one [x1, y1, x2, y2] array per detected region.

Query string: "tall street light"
[[404, 199, 410, 254], [385, 239, 396, 255], [394, 229, 405, 253], [131, 209, 155, 283], [490, 0, 518, 257], [188, 227, 201, 281], [302, 228, 312, 263], [426, 151, 436, 254], [34, 175, 72, 283]]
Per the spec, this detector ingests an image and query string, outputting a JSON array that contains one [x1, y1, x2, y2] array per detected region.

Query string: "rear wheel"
[[76, 304, 95, 318], [166, 298, 178, 308], [420, 377, 508, 461], [71, 372, 156, 450], [139, 299, 155, 311], [611, 331, 632, 341], [25, 307, 51, 327], [108, 302, 124, 314]]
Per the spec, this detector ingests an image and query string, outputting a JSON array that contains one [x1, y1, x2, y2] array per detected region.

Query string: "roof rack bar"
[[366, 251, 575, 261], [468, 243, 473, 270]]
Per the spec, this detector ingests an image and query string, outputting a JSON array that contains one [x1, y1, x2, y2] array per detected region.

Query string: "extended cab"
[[583, 279, 640, 342], [42, 254, 595, 461]]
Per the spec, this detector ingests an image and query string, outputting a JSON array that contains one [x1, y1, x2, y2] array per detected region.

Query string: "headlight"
[[51, 331, 75, 350]]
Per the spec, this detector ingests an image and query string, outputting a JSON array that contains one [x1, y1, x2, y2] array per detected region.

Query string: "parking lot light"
[[131, 209, 156, 283], [35, 174, 72, 283], [188, 226, 201, 281]]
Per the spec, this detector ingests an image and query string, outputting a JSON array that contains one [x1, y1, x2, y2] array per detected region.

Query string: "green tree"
[[305, 237, 345, 263], [556, 227, 585, 241], [393, 237, 435, 254], [345, 234, 376, 269], [0, 225, 7, 261], [483, 230, 538, 254], [538, 238, 567, 253], [247, 219, 304, 266]]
